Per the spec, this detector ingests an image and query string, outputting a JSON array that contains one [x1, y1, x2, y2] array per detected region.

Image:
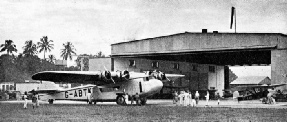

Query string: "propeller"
[[102, 70, 115, 84], [122, 70, 130, 79]]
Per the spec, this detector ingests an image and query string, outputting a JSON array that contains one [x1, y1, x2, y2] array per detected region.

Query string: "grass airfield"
[[1, 100, 287, 122]]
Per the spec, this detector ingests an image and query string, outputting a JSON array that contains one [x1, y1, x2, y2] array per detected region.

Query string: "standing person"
[[205, 91, 210, 107], [195, 91, 200, 105], [130, 95, 134, 105], [23, 92, 28, 109], [87, 91, 91, 104], [183, 91, 188, 106], [187, 91, 191, 106], [124, 93, 129, 105], [172, 91, 178, 104], [176, 91, 180, 106], [191, 92, 196, 107], [215, 92, 220, 105], [134, 93, 140, 105], [36, 93, 40, 107], [267, 92, 273, 104], [31, 93, 37, 109], [179, 91, 184, 106]]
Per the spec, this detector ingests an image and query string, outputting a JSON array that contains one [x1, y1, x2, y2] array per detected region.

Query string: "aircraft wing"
[[268, 84, 287, 88], [231, 83, 287, 91], [165, 74, 185, 78], [32, 71, 105, 84], [163, 85, 189, 89]]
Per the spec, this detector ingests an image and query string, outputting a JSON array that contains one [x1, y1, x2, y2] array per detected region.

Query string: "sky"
[[0, 0, 286, 75]]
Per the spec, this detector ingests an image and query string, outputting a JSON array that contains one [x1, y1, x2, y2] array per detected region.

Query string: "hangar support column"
[[271, 49, 287, 90]]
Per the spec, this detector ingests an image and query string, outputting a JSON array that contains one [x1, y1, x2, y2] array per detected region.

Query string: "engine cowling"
[[103, 71, 112, 80], [158, 71, 167, 80], [122, 70, 130, 79], [149, 70, 167, 80]]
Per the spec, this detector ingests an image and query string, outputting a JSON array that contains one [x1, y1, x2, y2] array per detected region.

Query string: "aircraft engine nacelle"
[[122, 70, 130, 79], [114, 70, 130, 80], [149, 70, 167, 80], [157, 71, 167, 80], [102, 71, 112, 80]]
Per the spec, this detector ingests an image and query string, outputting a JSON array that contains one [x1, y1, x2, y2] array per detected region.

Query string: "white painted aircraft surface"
[[32, 81, 96, 104], [31, 70, 184, 105]]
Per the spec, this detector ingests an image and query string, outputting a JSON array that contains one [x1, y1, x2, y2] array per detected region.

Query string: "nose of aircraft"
[[150, 79, 163, 93]]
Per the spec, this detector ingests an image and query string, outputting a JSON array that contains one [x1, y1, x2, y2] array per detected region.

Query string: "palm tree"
[[37, 36, 54, 59], [23, 40, 38, 56], [60, 42, 76, 60], [47, 54, 56, 63], [0, 40, 17, 55]]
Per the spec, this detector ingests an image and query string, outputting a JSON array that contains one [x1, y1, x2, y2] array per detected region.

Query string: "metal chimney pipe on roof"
[[202, 29, 207, 33]]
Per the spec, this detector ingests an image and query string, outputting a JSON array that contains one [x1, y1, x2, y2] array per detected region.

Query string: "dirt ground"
[[1, 102, 287, 122]]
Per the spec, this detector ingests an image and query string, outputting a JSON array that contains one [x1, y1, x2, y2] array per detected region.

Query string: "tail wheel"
[[48, 99, 54, 104], [116, 96, 125, 105], [140, 97, 147, 105]]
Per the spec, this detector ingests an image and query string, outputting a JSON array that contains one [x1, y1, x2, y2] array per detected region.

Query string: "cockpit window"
[[143, 77, 149, 81]]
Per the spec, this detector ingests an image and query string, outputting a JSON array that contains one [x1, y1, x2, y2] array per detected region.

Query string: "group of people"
[[23, 91, 40, 109], [123, 92, 141, 105], [172, 90, 220, 107], [172, 90, 200, 107], [262, 89, 277, 105]]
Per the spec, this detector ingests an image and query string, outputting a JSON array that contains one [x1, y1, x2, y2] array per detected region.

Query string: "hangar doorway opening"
[[109, 49, 273, 98], [229, 66, 271, 88]]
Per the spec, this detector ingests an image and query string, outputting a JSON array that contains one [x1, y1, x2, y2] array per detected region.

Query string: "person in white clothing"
[[191, 92, 196, 107], [183, 91, 189, 106], [195, 91, 200, 105], [187, 92, 191, 106], [23, 91, 28, 109], [35, 93, 40, 107], [205, 91, 210, 106], [179, 91, 184, 106], [124, 93, 129, 105]]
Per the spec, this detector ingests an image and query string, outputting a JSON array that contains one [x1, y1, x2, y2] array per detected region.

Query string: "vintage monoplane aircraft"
[[31, 70, 184, 105], [230, 83, 286, 101]]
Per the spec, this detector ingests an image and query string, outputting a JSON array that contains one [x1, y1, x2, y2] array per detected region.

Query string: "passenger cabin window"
[[152, 61, 159, 68], [209, 66, 215, 73], [100, 86, 120, 92], [173, 63, 179, 70], [143, 77, 149, 81], [129, 60, 136, 67]]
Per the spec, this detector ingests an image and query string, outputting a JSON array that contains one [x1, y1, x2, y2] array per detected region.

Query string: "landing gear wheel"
[[88, 101, 92, 104], [116, 96, 125, 105], [93, 101, 97, 104], [48, 99, 54, 104], [140, 97, 147, 105]]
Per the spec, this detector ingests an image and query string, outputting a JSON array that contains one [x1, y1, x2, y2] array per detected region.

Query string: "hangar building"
[[90, 30, 287, 96]]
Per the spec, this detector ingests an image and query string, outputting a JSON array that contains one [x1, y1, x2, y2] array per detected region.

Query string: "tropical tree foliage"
[[0, 40, 17, 55], [60, 42, 76, 60], [75, 52, 106, 71], [47, 54, 56, 63], [23, 40, 38, 56], [37, 36, 54, 59], [0, 38, 80, 83]]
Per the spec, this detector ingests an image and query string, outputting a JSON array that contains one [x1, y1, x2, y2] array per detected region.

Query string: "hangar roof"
[[230, 76, 271, 85], [111, 32, 287, 65], [111, 32, 287, 45]]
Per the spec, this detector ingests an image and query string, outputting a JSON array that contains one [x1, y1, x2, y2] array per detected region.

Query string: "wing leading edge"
[[32, 71, 103, 84]]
